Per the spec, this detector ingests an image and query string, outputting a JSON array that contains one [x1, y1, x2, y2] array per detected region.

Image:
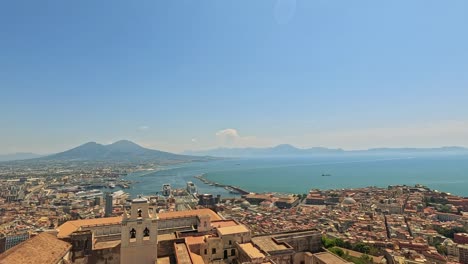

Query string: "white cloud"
[[215, 128, 240, 146], [137, 125, 149, 131], [191, 138, 197, 143], [214, 128, 276, 147]]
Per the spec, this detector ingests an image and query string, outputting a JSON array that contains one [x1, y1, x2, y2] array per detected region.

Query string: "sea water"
[[125, 155, 468, 197]]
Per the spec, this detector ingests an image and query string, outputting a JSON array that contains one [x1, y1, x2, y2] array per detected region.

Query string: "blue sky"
[[1, 0, 468, 154]]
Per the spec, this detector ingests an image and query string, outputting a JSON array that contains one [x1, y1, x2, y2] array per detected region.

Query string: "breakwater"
[[194, 174, 250, 195]]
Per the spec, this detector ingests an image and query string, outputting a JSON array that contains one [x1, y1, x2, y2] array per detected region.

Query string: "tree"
[[354, 242, 370, 254], [335, 238, 345, 248], [434, 226, 467, 239], [329, 247, 344, 257], [322, 237, 336, 248], [436, 244, 447, 255]]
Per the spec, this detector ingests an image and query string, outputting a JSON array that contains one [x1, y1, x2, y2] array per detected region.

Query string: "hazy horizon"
[[2, 1, 468, 154], [1, 138, 468, 156]]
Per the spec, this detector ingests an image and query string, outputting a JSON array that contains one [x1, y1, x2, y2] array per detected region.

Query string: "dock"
[[194, 174, 250, 195]]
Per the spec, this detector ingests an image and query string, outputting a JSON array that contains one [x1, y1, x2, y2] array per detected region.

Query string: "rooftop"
[[211, 220, 238, 228], [160, 209, 221, 221], [132, 196, 148, 203], [175, 243, 192, 264], [239, 243, 266, 259], [57, 216, 122, 238], [57, 208, 221, 238], [314, 252, 352, 264], [0, 233, 72, 264], [251, 236, 289, 253], [217, 224, 250, 236]]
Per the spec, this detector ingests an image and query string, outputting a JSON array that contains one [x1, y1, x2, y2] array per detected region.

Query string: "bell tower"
[[120, 197, 158, 264]]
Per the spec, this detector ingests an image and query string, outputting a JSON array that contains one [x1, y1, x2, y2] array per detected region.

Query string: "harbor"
[[194, 174, 250, 195]]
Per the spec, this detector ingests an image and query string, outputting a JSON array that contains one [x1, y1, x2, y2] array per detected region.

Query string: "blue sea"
[[125, 155, 468, 198]]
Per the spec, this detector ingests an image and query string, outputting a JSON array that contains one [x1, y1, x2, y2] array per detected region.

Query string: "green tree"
[[329, 247, 344, 257], [335, 238, 345, 248], [353, 242, 370, 254], [434, 226, 467, 239], [322, 236, 336, 248], [436, 244, 448, 255]]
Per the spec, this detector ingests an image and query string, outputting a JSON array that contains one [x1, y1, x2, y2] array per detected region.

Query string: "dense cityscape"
[[0, 159, 467, 264]]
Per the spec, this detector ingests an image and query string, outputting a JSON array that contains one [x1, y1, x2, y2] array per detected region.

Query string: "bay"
[[125, 155, 468, 197]]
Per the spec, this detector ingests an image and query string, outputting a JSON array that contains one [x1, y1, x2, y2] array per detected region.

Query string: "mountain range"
[[3, 142, 468, 162], [1, 140, 212, 163], [184, 144, 468, 157], [0, 152, 44, 162]]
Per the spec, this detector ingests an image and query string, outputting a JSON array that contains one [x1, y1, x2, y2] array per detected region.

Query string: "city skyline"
[[2, 1, 468, 154]]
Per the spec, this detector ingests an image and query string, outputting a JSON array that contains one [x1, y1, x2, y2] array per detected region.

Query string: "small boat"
[[322, 174, 331, 177]]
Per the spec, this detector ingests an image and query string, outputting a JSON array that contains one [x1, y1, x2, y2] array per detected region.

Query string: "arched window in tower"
[[130, 228, 136, 239], [143, 227, 150, 237], [138, 209, 142, 217]]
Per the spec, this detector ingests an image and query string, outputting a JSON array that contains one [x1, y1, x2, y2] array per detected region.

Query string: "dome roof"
[[240, 200, 251, 209], [342, 197, 357, 205]]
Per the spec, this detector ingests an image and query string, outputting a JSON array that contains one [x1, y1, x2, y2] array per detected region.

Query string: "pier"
[[194, 174, 250, 195]]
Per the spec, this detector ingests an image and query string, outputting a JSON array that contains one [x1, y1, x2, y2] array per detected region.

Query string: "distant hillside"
[[39, 140, 213, 162], [184, 145, 468, 158], [0, 152, 44, 162]]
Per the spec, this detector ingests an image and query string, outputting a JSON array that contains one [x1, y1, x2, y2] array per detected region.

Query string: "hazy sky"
[[1, 0, 468, 154]]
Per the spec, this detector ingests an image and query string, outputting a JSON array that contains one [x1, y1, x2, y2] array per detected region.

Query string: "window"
[[231, 249, 235, 256], [130, 228, 136, 239], [143, 227, 150, 237], [204, 249, 207, 255], [229, 240, 232, 245], [212, 248, 216, 254], [138, 209, 142, 217]]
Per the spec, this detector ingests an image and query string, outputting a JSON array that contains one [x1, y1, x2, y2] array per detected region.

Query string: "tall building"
[[455, 233, 468, 245], [120, 196, 158, 264], [459, 244, 468, 264], [162, 184, 171, 196], [105, 192, 113, 217]]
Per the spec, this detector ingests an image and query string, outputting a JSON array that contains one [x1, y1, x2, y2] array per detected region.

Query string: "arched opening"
[[224, 250, 228, 259], [143, 227, 150, 237], [130, 228, 136, 239], [138, 209, 142, 217]]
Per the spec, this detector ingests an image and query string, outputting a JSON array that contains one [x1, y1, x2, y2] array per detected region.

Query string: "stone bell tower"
[[120, 196, 158, 264]]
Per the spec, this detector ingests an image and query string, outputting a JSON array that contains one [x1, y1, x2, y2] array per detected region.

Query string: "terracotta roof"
[[211, 220, 238, 228], [159, 209, 221, 221], [251, 236, 288, 252], [56, 209, 220, 239], [239, 243, 265, 259], [185, 236, 206, 245], [314, 252, 351, 264], [0, 233, 71, 264], [175, 243, 192, 264], [57, 216, 122, 238], [189, 252, 205, 264], [217, 224, 250, 236]]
